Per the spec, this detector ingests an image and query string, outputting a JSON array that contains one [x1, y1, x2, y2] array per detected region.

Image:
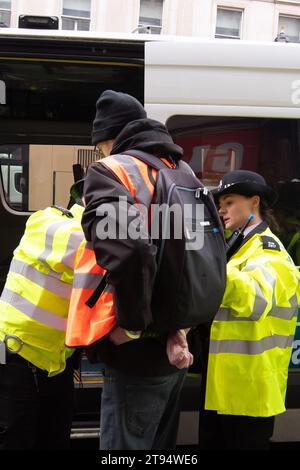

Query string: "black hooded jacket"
[[81, 118, 187, 376], [110, 118, 183, 161]]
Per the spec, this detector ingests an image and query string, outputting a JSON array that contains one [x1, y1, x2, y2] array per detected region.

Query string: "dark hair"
[[260, 200, 280, 233]]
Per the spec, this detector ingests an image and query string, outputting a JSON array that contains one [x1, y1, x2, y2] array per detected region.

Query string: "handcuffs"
[[0, 334, 23, 364]]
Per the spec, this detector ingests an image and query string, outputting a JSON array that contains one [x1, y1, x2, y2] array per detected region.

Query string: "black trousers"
[[198, 409, 275, 450], [100, 367, 187, 450], [0, 353, 74, 450]]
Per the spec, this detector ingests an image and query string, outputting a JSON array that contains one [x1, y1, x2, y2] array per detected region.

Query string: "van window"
[[0, 58, 143, 138], [0, 54, 143, 211], [0, 144, 28, 211], [167, 115, 300, 186], [167, 115, 300, 265], [0, 79, 5, 104], [0, 143, 96, 212]]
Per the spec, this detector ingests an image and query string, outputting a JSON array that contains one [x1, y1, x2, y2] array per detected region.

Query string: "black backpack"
[[125, 150, 227, 332]]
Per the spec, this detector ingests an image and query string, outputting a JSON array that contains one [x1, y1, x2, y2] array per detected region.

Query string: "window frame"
[[61, 16, 90, 31], [278, 14, 300, 43], [61, 0, 91, 31], [215, 6, 243, 40], [138, 0, 164, 35], [0, 2, 11, 28]]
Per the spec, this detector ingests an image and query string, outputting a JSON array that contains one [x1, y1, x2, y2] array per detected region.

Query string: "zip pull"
[[195, 187, 208, 199]]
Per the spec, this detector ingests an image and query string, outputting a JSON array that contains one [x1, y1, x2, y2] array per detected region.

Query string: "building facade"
[[1, 0, 300, 42]]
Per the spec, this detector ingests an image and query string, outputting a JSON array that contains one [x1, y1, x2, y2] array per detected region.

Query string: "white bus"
[[0, 27, 300, 448]]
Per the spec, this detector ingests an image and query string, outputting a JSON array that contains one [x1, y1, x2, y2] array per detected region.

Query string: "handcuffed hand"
[[108, 327, 133, 346], [166, 329, 194, 369]]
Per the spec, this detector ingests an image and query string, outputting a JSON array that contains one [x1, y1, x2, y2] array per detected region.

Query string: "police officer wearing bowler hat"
[[198, 170, 300, 450]]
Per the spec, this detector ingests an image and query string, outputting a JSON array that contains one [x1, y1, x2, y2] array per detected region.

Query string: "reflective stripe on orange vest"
[[66, 154, 161, 347], [101, 154, 156, 206], [65, 240, 115, 346]]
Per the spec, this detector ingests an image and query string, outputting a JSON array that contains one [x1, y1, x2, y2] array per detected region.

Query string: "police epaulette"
[[261, 235, 280, 251], [52, 205, 74, 218]]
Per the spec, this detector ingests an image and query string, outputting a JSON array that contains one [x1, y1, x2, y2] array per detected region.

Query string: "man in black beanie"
[[81, 90, 193, 450], [91, 90, 147, 145]]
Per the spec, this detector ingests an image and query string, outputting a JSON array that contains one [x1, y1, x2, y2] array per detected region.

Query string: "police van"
[[0, 27, 299, 447]]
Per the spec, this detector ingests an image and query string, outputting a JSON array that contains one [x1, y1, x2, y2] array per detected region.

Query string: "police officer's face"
[[218, 193, 260, 230]]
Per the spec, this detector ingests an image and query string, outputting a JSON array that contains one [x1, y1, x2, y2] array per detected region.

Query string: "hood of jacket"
[[111, 118, 183, 161]]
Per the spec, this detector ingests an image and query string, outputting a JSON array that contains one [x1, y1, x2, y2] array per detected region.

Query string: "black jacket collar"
[[239, 221, 268, 250]]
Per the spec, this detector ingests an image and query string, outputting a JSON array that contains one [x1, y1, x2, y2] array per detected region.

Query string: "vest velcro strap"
[[85, 272, 109, 308]]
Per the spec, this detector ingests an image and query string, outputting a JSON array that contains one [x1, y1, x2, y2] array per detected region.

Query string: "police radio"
[[226, 214, 254, 260]]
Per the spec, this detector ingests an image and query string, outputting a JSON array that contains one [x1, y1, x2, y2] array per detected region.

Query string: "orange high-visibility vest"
[[66, 154, 166, 347], [65, 240, 116, 347]]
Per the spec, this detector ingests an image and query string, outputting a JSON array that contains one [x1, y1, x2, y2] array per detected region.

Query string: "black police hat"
[[213, 170, 278, 206]]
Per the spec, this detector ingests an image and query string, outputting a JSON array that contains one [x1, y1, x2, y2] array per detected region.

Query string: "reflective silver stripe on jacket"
[[244, 264, 277, 319], [215, 263, 279, 321], [0, 288, 67, 331], [216, 295, 298, 322], [72, 273, 113, 293], [214, 281, 268, 321], [73, 273, 104, 290], [9, 259, 72, 299], [113, 155, 153, 208], [270, 294, 299, 320], [38, 220, 68, 265], [209, 334, 294, 355], [61, 230, 85, 269], [38, 218, 84, 273]]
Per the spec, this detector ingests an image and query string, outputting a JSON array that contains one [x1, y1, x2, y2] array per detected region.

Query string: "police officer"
[[0, 193, 84, 450], [198, 170, 300, 450]]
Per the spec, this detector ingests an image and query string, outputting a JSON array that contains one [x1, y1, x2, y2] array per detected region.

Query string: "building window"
[[61, 0, 90, 31], [278, 15, 300, 43], [0, 0, 11, 27], [138, 0, 163, 34], [215, 8, 242, 39]]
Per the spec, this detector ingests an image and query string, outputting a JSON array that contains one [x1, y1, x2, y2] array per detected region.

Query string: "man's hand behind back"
[[166, 330, 194, 369], [108, 327, 133, 346]]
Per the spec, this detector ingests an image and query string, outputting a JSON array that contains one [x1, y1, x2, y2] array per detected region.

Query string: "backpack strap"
[[124, 150, 197, 175], [122, 150, 170, 171], [85, 272, 108, 308]]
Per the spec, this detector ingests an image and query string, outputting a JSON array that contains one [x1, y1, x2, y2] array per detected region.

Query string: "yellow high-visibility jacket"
[[205, 223, 300, 417], [0, 204, 84, 376]]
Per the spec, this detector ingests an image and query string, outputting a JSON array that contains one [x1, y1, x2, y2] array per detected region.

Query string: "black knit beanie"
[[91, 90, 147, 145]]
